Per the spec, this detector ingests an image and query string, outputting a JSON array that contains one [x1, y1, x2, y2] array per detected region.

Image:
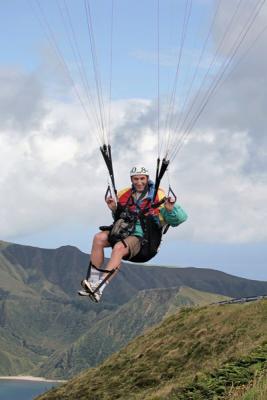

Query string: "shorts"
[[123, 236, 141, 260]]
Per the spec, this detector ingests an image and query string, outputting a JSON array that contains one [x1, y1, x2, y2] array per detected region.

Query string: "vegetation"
[[237, 374, 267, 400], [34, 286, 226, 379], [228, 371, 267, 400], [0, 241, 230, 378], [1, 240, 266, 398], [36, 300, 267, 400], [166, 343, 267, 399]]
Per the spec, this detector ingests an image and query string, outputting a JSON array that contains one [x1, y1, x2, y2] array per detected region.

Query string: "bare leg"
[[81, 240, 130, 301], [103, 242, 129, 282], [90, 231, 110, 267]]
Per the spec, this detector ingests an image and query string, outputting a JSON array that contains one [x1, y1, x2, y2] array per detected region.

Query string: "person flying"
[[79, 166, 187, 302]]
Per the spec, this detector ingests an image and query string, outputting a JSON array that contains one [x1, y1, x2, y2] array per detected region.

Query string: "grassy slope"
[[229, 371, 267, 400], [36, 300, 267, 400], [0, 251, 34, 296], [164, 343, 267, 399], [34, 286, 227, 379], [0, 240, 228, 379], [240, 376, 267, 400], [0, 240, 10, 250], [0, 246, 106, 376], [0, 240, 227, 379]]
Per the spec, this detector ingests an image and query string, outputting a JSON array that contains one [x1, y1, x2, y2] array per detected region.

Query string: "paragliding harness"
[[99, 184, 176, 263], [83, 194, 166, 298], [103, 201, 138, 249]]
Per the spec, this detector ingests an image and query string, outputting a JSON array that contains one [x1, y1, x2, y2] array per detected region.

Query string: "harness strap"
[[142, 197, 166, 214], [92, 265, 115, 274], [86, 261, 114, 279], [124, 190, 165, 217], [138, 214, 149, 245], [112, 186, 166, 251], [86, 261, 119, 293], [163, 224, 170, 234], [121, 238, 128, 248], [91, 264, 119, 293], [153, 158, 170, 203], [100, 144, 118, 200]]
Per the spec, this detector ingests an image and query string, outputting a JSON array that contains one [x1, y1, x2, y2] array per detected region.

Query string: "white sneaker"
[[78, 289, 99, 302], [80, 279, 102, 303], [78, 286, 100, 303]]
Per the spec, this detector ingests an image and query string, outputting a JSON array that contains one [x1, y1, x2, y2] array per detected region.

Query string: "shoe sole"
[[78, 290, 99, 303], [78, 290, 90, 297]]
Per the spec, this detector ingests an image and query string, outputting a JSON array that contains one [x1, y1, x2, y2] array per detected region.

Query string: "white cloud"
[[0, 85, 266, 245], [178, 129, 267, 243], [1, 0, 267, 245]]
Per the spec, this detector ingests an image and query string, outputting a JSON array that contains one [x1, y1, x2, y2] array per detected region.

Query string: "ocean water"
[[0, 380, 59, 400]]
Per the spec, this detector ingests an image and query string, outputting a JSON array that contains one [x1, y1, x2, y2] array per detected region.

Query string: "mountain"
[[0, 240, 267, 379], [36, 299, 267, 400], [33, 286, 227, 379], [2, 240, 267, 303], [0, 241, 109, 376]]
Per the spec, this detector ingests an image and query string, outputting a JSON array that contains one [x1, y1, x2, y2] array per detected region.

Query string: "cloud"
[[191, 1, 267, 179], [1, 0, 267, 246], [177, 128, 267, 243], [0, 68, 47, 132], [2, 85, 266, 245]]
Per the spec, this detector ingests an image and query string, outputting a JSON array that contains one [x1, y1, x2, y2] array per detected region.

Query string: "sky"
[[0, 0, 267, 281]]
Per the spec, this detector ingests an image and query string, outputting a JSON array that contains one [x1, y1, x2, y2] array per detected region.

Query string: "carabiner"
[[104, 185, 112, 201], [167, 185, 177, 204]]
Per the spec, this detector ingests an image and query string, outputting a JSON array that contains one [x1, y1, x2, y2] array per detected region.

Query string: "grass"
[[165, 343, 267, 399], [229, 370, 267, 400], [36, 300, 267, 400], [0, 240, 10, 250]]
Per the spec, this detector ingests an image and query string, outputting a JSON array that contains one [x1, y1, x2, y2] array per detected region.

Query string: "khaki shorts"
[[123, 235, 141, 259]]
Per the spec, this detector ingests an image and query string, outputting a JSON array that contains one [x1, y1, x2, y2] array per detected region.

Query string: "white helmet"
[[130, 166, 149, 177]]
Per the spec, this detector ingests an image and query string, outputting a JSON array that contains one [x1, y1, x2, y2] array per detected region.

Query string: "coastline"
[[0, 375, 66, 383]]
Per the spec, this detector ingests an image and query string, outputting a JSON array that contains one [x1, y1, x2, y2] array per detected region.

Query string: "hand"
[[164, 197, 176, 212], [106, 196, 117, 212]]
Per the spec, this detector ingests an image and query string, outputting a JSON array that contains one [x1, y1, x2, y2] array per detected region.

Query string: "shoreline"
[[0, 375, 66, 383]]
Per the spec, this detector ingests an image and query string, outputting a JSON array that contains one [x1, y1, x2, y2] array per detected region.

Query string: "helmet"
[[130, 166, 149, 177]]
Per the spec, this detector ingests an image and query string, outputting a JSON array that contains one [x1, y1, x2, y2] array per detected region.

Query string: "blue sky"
[[0, 1, 267, 282], [0, 1, 214, 98]]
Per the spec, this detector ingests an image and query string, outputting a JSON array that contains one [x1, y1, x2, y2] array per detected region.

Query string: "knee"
[[112, 242, 128, 256], [93, 232, 108, 247]]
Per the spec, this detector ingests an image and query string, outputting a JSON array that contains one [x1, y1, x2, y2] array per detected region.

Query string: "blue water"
[[0, 380, 60, 400]]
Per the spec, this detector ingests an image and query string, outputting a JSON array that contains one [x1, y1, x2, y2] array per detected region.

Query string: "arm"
[[160, 202, 188, 227]]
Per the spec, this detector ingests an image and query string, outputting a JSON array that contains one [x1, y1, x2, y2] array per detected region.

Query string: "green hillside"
[[33, 286, 226, 379], [0, 242, 106, 376], [0, 240, 227, 378], [36, 299, 267, 400], [1, 240, 267, 380]]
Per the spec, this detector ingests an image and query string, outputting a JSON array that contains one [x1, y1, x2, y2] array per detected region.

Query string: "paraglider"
[[78, 165, 187, 302], [30, 0, 267, 302]]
